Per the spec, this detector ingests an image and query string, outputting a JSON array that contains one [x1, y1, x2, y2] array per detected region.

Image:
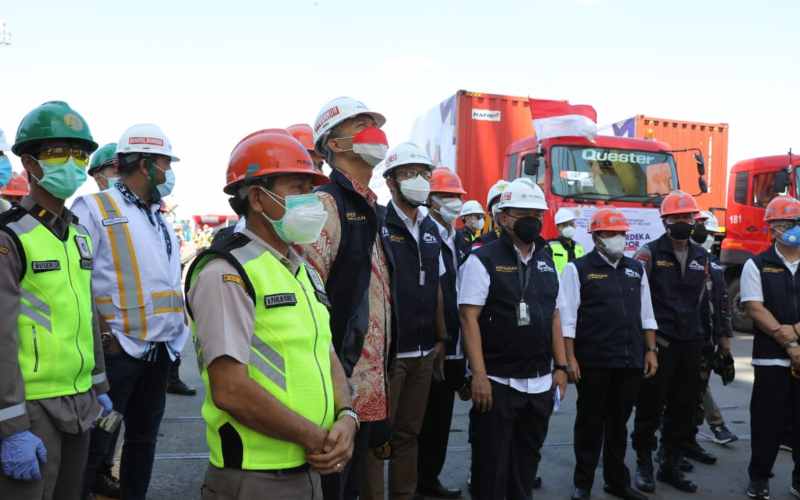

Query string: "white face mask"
[[466, 217, 485, 232], [352, 143, 388, 167], [257, 187, 328, 244], [702, 234, 714, 252], [560, 225, 576, 239], [399, 175, 431, 206], [599, 234, 626, 259], [432, 195, 463, 225]]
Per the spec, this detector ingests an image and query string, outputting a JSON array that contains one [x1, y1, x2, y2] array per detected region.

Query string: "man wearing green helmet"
[[88, 143, 119, 191], [0, 101, 112, 499]]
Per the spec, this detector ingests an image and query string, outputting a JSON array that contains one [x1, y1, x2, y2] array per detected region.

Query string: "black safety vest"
[[383, 204, 441, 355], [473, 234, 558, 378], [439, 227, 470, 357], [574, 250, 645, 369], [751, 246, 800, 360], [645, 234, 708, 342]]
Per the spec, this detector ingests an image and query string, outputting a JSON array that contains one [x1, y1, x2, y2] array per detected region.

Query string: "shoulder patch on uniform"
[[495, 265, 517, 273], [710, 262, 724, 271], [264, 293, 297, 308], [624, 268, 641, 279], [762, 266, 785, 273], [422, 232, 437, 244], [688, 260, 705, 272], [32, 260, 61, 273], [587, 273, 608, 280], [537, 261, 555, 273], [222, 274, 245, 287], [655, 259, 673, 268]]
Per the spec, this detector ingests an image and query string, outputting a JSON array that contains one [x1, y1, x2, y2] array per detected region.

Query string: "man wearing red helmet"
[[559, 208, 658, 500], [186, 131, 356, 499]]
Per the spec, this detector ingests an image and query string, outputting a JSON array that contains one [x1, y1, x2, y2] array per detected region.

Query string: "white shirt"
[[72, 187, 189, 360], [393, 201, 447, 359], [434, 218, 463, 359], [741, 246, 800, 367], [558, 252, 658, 339], [458, 243, 554, 394]]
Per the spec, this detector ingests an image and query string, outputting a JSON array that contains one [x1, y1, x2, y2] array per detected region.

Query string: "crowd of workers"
[[0, 97, 798, 500]]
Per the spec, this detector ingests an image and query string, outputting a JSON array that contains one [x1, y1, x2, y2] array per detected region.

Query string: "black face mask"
[[667, 221, 693, 241], [691, 222, 708, 244], [512, 217, 542, 244]]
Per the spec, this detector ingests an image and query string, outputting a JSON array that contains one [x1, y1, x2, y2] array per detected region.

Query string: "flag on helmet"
[[529, 98, 597, 142]]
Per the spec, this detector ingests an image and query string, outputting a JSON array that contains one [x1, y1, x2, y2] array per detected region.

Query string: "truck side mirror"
[[522, 154, 539, 176], [698, 177, 708, 193], [694, 152, 706, 176], [774, 169, 790, 194]]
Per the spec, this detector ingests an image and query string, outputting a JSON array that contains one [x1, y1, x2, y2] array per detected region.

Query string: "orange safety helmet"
[[589, 208, 630, 233], [1, 171, 30, 197], [660, 190, 699, 217], [765, 195, 800, 222], [429, 167, 466, 195], [286, 124, 315, 152], [224, 130, 327, 195]]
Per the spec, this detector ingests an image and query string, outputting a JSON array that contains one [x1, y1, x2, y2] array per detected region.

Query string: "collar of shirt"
[[391, 200, 428, 236], [775, 245, 800, 268], [116, 181, 158, 212], [433, 218, 455, 244], [339, 169, 377, 206], [241, 228, 303, 275], [513, 242, 536, 265], [597, 250, 621, 269], [20, 196, 76, 239]]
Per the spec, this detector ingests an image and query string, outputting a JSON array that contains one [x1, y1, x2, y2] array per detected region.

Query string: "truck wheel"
[[728, 277, 753, 333]]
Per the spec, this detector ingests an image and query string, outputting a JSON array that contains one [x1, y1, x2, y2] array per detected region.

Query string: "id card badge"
[[517, 301, 531, 326], [419, 270, 426, 286]]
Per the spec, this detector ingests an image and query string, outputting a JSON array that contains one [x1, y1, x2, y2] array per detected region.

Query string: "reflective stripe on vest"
[[92, 192, 148, 339], [6, 213, 96, 400]]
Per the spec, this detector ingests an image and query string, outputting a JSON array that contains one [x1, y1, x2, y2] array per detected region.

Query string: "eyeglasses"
[[394, 169, 432, 181], [37, 147, 91, 168]]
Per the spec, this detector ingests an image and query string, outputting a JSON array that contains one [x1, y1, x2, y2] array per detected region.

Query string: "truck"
[[720, 153, 800, 331], [411, 90, 706, 254]]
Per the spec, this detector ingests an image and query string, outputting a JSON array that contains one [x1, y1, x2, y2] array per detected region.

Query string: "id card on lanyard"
[[516, 256, 534, 327]]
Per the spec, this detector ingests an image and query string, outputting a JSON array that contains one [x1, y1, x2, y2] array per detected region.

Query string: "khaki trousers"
[[201, 465, 322, 500]]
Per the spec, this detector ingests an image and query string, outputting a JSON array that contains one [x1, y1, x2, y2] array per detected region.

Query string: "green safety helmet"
[[12, 101, 98, 156], [88, 142, 118, 175]]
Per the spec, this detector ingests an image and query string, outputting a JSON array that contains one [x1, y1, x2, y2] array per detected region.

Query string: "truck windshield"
[[551, 146, 678, 201]]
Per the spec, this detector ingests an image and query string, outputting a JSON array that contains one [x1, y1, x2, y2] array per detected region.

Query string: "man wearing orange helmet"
[[631, 190, 710, 494], [0, 172, 30, 213], [287, 124, 326, 173], [559, 208, 658, 500], [185, 131, 357, 499], [741, 196, 800, 500], [417, 167, 469, 499]]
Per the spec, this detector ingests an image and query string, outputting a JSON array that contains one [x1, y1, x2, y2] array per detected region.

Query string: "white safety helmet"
[[554, 207, 578, 225], [486, 179, 510, 208], [0, 128, 10, 151], [382, 142, 434, 177], [697, 210, 721, 233], [496, 178, 549, 211], [313, 97, 386, 153], [117, 123, 179, 161], [460, 200, 484, 217]]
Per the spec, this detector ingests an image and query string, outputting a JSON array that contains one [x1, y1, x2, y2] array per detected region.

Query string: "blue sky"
[[2, 0, 798, 215]]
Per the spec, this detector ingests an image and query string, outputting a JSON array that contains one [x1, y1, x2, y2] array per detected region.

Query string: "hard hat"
[[589, 208, 630, 233], [554, 207, 578, 225], [660, 190, 699, 217], [0, 128, 11, 150], [286, 124, 315, 151], [382, 142, 434, 178], [1, 171, 30, 197], [88, 143, 118, 175], [460, 200, 484, 217], [486, 179, 510, 208], [497, 178, 548, 211], [765, 195, 800, 222], [695, 210, 721, 233], [117, 123, 179, 161], [225, 131, 327, 195], [430, 167, 466, 195], [313, 97, 386, 153], [12, 101, 98, 156]]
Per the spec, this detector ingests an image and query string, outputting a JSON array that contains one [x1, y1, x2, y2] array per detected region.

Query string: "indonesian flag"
[[529, 98, 598, 142]]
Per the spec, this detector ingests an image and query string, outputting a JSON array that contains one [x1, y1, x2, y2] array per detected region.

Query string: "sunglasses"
[[37, 147, 91, 168]]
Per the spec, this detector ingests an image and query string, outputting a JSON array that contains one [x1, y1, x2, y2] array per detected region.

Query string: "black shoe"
[[533, 476, 542, 489], [635, 453, 655, 493], [656, 447, 694, 472], [709, 423, 738, 445], [92, 471, 121, 498], [417, 479, 462, 499], [657, 458, 698, 493], [571, 487, 591, 500], [682, 440, 717, 465], [746, 479, 770, 499], [603, 484, 648, 500], [167, 379, 197, 396]]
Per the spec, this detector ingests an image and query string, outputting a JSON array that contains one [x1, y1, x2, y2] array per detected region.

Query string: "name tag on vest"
[[264, 293, 297, 308], [32, 260, 61, 273], [102, 217, 129, 226]]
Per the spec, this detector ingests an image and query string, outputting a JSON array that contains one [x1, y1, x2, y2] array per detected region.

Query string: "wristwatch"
[[553, 364, 569, 374], [646, 346, 658, 353], [784, 340, 800, 350], [336, 407, 360, 431]]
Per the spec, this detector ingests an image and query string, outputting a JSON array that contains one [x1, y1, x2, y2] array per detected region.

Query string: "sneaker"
[[682, 440, 717, 465], [746, 479, 770, 499], [710, 424, 738, 445]]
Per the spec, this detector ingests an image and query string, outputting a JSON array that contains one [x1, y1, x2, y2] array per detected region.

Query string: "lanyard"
[[516, 254, 534, 301]]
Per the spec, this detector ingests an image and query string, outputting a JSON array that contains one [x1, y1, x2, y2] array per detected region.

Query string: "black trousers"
[[321, 420, 375, 500], [574, 367, 642, 490], [417, 359, 465, 487], [749, 365, 800, 481], [632, 339, 702, 454], [471, 381, 553, 500]]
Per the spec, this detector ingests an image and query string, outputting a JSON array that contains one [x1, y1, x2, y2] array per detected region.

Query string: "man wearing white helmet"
[[72, 123, 187, 500], [459, 178, 568, 500], [549, 207, 586, 275], [473, 180, 509, 249], [458, 199, 485, 246], [362, 142, 447, 500], [302, 97, 393, 500]]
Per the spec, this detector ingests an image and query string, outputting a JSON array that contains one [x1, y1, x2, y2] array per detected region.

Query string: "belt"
[[249, 463, 310, 475]]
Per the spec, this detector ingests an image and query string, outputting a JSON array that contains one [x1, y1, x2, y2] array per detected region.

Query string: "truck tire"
[[728, 277, 753, 333]]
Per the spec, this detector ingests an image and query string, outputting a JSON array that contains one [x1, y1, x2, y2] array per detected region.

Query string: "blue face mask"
[[34, 159, 87, 200], [156, 168, 175, 198], [780, 225, 800, 247], [0, 156, 11, 187]]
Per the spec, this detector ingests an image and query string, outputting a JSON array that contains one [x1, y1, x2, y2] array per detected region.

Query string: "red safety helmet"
[[225, 131, 327, 195], [286, 124, 315, 152], [1, 171, 30, 197], [765, 195, 800, 222], [589, 208, 630, 233], [660, 190, 699, 217], [430, 167, 466, 195]]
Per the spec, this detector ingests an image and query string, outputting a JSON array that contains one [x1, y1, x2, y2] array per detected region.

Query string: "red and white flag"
[[529, 98, 598, 142]]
